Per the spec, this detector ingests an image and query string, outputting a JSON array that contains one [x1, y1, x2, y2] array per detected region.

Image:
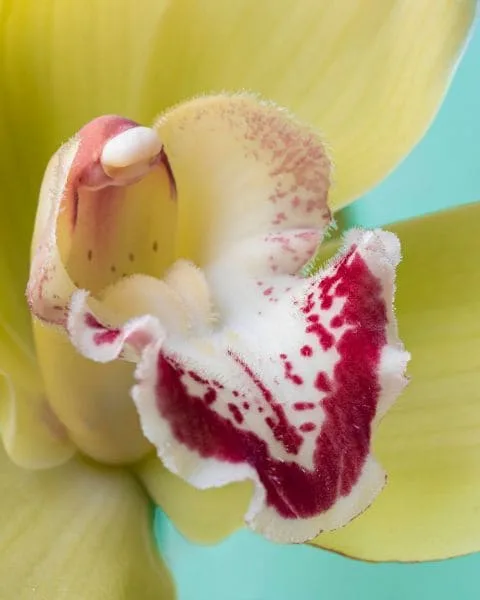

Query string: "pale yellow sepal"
[[136, 454, 252, 544], [140, 0, 477, 209], [312, 202, 480, 561], [0, 324, 74, 469], [33, 321, 152, 465], [0, 445, 174, 599]]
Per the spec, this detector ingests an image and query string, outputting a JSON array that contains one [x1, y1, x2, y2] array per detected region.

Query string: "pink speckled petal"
[[27, 116, 176, 325], [68, 229, 408, 543], [26, 117, 178, 463], [155, 94, 332, 268]]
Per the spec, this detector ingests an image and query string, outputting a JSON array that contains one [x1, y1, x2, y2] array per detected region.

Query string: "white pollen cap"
[[101, 126, 163, 169]]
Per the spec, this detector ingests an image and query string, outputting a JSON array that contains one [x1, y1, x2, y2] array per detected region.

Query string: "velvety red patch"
[[153, 249, 386, 519], [84, 313, 121, 346]]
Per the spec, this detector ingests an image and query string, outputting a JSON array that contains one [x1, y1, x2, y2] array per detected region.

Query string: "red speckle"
[[188, 371, 209, 385], [300, 345, 313, 357], [320, 296, 333, 310], [233, 390, 240, 397], [291, 196, 301, 208], [85, 313, 121, 346], [330, 316, 343, 328], [305, 321, 334, 351], [315, 372, 331, 392], [152, 248, 388, 519], [204, 389, 217, 406], [228, 403, 244, 424], [272, 211, 287, 225], [301, 293, 315, 314], [263, 287, 274, 296], [300, 422, 316, 433], [293, 402, 316, 411], [280, 355, 304, 385], [243, 402, 250, 410]]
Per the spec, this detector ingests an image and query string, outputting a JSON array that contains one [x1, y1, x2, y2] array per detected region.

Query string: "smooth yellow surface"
[[65, 166, 177, 294], [0, 366, 74, 469], [34, 321, 152, 465], [0, 445, 174, 599], [140, 0, 476, 209], [136, 455, 252, 545], [312, 203, 480, 560], [0, 318, 74, 468]]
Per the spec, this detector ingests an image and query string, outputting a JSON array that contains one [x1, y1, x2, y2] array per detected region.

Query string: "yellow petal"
[[155, 94, 331, 265], [27, 118, 177, 465], [136, 454, 252, 544], [1, 0, 474, 273], [0, 0, 170, 340], [139, 0, 477, 209], [311, 202, 480, 561], [33, 320, 152, 465], [0, 446, 174, 599], [0, 319, 74, 469]]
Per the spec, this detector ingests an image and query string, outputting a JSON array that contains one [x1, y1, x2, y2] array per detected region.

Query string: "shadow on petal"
[[0, 446, 175, 599]]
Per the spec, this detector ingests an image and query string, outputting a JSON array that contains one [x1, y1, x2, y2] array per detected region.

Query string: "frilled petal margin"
[[139, 203, 480, 561], [310, 202, 480, 561], [0, 445, 174, 599], [67, 227, 408, 543]]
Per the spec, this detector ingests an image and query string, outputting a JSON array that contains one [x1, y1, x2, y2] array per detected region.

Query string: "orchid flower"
[[0, 1, 478, 598]]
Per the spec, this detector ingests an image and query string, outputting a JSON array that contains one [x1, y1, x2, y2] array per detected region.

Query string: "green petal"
[[312, 202, 480, 561], [0, 446, 175, 599]]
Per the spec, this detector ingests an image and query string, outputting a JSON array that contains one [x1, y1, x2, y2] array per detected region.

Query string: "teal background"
[[154, 23, 480, 600]]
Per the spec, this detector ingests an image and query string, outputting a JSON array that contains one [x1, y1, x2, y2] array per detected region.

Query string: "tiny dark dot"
[[122, 273, 128, 278], [152, 241, 158, 252], [111, 265, 117, 273], [87, 249, 92, 261], [128, 252, 135, 262]]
